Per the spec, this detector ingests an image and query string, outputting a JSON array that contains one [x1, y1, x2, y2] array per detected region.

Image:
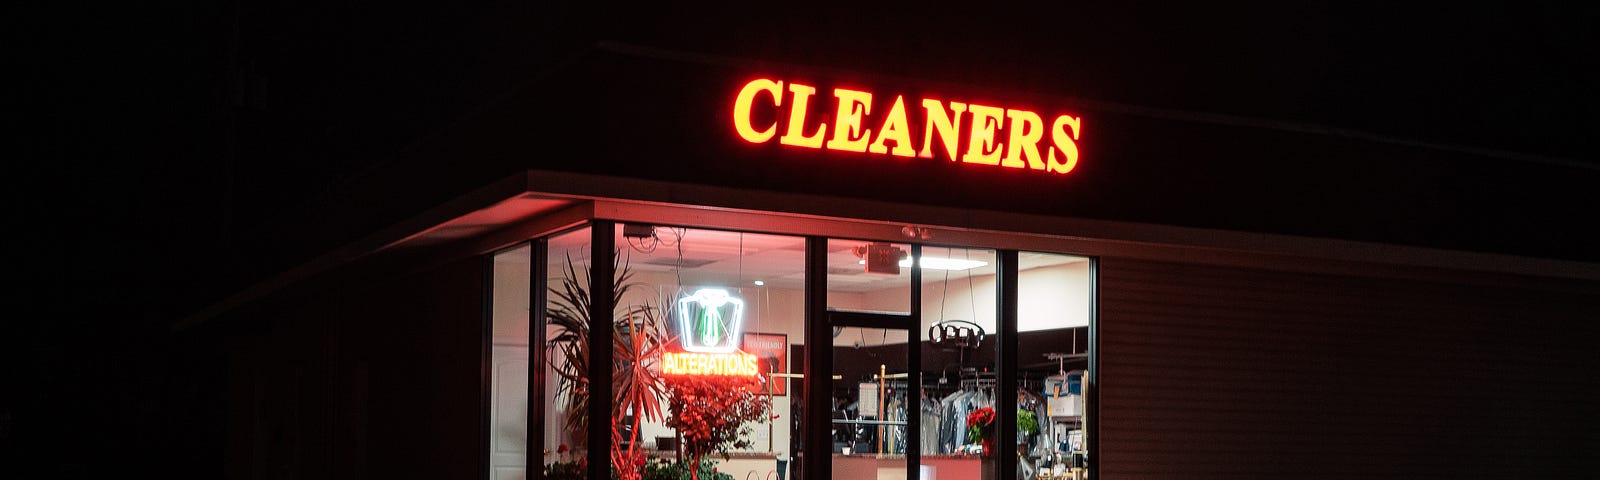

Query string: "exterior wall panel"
[[220, 256, 487, 480], [1097, 258, 1600, 479]]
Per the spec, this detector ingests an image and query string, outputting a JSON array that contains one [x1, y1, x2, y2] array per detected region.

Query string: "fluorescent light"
[[919, 257, 988, 271], [857, 256, 989, 271]]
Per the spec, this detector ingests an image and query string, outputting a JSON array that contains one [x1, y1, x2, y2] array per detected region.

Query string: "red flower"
[[557, 444, 570, 454], [966, 406, 997, 446], [966, 406, 996, 427]]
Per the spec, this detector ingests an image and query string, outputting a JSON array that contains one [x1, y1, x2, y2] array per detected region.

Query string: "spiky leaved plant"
[[611, 304, 673, 480], [546, 248, 663, 452]]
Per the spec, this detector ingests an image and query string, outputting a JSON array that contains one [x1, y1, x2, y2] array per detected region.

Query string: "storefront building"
[[179, 43, 1600, 480]]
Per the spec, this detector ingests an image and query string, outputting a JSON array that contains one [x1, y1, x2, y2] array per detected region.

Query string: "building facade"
[[177, 39, 1600, 480]]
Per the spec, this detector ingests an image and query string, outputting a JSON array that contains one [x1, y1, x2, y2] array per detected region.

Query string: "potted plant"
[[966, 406, 997, 456], [546, 248, 672, 480], [611, 305, 672, 480], [662, 374, 772, 480], [1017, 409, 1039, 451], [642, 456, 734, 480], [540, 444, 582, 480]]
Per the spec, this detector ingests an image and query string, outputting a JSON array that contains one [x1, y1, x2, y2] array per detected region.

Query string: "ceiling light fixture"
[[857, 256, 988, 271]]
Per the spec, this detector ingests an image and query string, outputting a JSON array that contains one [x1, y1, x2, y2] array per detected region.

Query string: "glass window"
[[1017, 252, 1093, 479], [490, 243, 532, 480], [609, 224, 805, 480], [827, 239, 913, 314], [541, 227, 593, 476], [519, 217, 1094, 480], [917, 246, 999, 471]]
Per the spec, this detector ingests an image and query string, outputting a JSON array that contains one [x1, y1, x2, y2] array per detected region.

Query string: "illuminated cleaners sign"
[[663, 289, 760, 377], [733, 78, 1083, 174]]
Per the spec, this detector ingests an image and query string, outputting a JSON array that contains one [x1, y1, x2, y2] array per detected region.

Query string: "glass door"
[[808, 239, 1006, 480], [826, 239, 920, 480], [828, 323, 915, 478]]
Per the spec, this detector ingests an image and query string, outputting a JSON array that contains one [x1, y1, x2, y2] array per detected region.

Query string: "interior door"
[[829, 319, 918, 480], [490, 344, 529, 480]]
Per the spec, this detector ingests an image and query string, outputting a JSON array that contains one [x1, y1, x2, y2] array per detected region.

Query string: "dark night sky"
[[8, 1, 1598, 476]]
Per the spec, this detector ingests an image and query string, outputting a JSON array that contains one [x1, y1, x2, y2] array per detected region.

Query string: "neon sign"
[[661, 351, 760, 377], [675, 289, 745, 353], [663, 288, 760, 377], [733, 78, 1083, 174]]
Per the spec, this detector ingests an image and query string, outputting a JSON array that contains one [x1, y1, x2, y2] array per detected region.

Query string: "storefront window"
[[515, 219, 1093, 480], [917, 247, 1000, 478], [537, 224, 804, 480], [541, 227, 593, 478], [490, 243, 532, 480], [828, 239, 913, 314], [1017, 252, 1093, 479]]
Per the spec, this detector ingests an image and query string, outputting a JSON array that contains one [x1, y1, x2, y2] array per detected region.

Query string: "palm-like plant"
[[546, 248, 671, 463], [611, 305, 673, 480]]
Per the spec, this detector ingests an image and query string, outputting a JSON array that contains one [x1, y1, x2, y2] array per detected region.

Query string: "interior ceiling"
[[530, 225, 1087, 292]]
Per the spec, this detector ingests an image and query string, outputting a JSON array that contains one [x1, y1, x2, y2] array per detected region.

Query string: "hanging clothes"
[[883, 388, 906, 454], [937, 389, 958, 453], [920, 388, 941, 455]]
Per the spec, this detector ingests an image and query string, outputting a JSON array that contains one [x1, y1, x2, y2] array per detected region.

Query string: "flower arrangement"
[[966, 406, 997, 455], [541, 444, 583, 480]]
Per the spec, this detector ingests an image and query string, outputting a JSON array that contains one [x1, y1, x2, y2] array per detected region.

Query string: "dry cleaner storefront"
[[492, 67, 1101, 480], [189, 45, 1600, 480]]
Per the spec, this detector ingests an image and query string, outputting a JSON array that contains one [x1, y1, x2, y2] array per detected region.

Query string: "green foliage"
[[1018, 409, 1039, 436], [641, 457, 733, 480], [542, 460, 584, 480]]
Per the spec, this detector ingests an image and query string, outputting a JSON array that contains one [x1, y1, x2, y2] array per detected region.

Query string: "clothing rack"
[[924, 370, 1043, 391], [1018, 372, 1042, 392], [958, 371, 997, 390]]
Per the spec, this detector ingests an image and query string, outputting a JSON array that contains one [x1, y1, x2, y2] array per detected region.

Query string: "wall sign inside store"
[[663, 288, 760, 377], [733, 78, 1083, 174]]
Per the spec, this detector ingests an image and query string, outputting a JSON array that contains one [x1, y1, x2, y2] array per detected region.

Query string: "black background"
[[9, 1, 1598, 477]]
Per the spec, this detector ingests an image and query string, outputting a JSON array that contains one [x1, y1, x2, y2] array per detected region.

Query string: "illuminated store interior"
[[490, 224, 1093, 480]]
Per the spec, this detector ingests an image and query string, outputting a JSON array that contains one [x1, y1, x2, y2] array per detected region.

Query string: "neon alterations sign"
[[675, 289, 745, 353], [733, 78, 1083, 174], [662, 289, 759, 377], [661, 351, 760, 377]]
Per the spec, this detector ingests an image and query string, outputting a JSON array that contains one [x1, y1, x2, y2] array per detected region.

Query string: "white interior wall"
[[490, 251, 532, 479], [1019, 261, 1092, 331], [492, 257, 531, 340], [865, 261, 1092, 342]]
